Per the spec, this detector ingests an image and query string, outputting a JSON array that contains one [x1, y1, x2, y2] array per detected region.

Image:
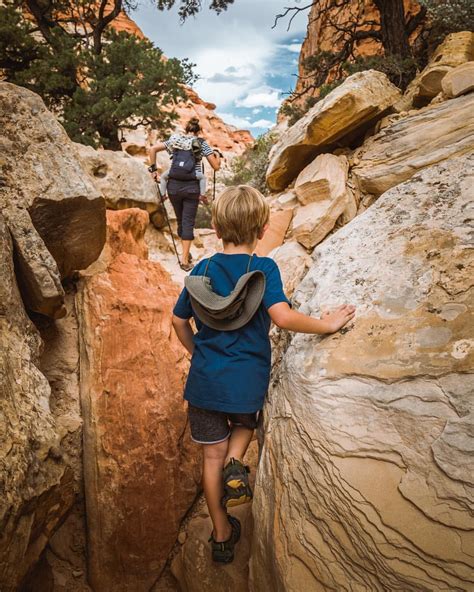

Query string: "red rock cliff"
[[291, 0, 423, 110]]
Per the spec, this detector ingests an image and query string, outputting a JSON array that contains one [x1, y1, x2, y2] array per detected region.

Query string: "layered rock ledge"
[[250, 154, 474, 592]]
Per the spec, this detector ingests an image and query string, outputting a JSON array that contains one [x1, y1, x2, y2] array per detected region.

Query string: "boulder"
[[75, 143, 162, 216], [276, 190, 298, 209], [250, 154, 474, 591], [442, 61, 474, 98], [266, 71, 401, 191], [291, 155, 352, 249], [0, 83, 106, 278], [352, 93, 474, 196], [255, 209, 293, 257], [77, 209, 201, 592], [5, 207, 66, 318], [0, 214, 76, 591], [268, 241, 311, 298], [415, 32, 474, 103], [294, 154, 349, 205]]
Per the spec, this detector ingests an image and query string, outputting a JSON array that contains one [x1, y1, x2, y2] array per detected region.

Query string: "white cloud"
[[217, 113, 274, 130], [236, 86, 282, 109], [252, 108, 262, 114], [277, 42, 303, 53], [251, 119, 275, 128], [133, 1, 307, 126]]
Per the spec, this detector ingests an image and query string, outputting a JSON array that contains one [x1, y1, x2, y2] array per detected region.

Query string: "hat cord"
[[203, 253, 254, 278]]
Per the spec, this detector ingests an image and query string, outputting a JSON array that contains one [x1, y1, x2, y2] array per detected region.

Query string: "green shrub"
[[420, 0, 474, 48], [224, 133, 276, 195], [344, 55, 419, 89]]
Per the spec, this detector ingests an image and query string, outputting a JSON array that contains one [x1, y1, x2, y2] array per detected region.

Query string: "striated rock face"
[[267, 71, 401, 191], [291, 154, 352, 249], [295, 153, 349, 206], [250, 154, 474, 591], [0, 214, 76, 591], [415, 32, 474, 103], [0, 83, 106, 280], [77, 209, 200, 592], [352, 93, 474, 196]]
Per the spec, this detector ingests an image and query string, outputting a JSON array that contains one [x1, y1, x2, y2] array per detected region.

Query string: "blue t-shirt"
[[173, 253, 290, 413]]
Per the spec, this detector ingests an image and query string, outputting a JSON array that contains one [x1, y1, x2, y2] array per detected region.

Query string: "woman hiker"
[[148, 117, 221, 271]]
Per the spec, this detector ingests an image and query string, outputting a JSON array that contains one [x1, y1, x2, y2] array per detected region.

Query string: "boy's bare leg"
[[202, 440, 232, 542], [181, 239, 192, 264], [225, 426, 254, 464]]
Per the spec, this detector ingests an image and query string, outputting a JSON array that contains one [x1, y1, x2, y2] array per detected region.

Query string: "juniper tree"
[[0, 0, 195, 149]]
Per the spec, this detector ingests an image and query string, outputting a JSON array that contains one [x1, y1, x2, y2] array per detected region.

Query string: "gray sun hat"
[[185, 259, 266, 331]]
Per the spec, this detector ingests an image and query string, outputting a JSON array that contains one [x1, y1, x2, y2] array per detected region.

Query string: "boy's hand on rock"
[[322, 304, 355, 333]]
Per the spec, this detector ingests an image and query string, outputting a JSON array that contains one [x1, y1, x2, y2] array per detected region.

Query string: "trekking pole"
[[154, 180, 182, 268]]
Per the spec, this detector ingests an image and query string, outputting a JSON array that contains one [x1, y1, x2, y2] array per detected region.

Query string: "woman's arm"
[[268, 303, 355, 334], [172, 315, 195, 355], [206, 151, 221, 171], [148, 142, 167, 166]]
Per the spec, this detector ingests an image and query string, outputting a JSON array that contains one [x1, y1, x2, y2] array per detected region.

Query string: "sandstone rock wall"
[[0, 83, 106, 281], [0, 214, 78, 591], [77, 209, 201, 592], [0, 83, 106, 591], [250, 154, 474, 591]]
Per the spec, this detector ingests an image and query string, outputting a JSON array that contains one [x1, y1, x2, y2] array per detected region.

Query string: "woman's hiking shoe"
[[209, 515, 241, 564], [222, 458, 253, 508]]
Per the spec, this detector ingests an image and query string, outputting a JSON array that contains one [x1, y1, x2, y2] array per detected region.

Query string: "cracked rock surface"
[[250, 154, 474, 592]]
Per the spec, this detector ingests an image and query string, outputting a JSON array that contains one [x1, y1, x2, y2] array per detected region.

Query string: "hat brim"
[[186, 271, 266, 331]]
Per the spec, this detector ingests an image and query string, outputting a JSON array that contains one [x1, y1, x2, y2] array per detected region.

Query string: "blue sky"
[[133, 0, 308, 137]]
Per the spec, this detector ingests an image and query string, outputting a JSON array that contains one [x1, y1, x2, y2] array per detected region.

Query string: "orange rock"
[[78, 209, 201, 592], [289, 0, 423, 112], [255, 209, 294, 256]]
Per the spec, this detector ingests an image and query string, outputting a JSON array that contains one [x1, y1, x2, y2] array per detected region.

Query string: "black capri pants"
[[168, 192, 199, 240]]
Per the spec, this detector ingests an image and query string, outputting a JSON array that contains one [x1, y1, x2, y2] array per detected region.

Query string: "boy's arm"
[[268, 302, 355, 334], [172, 315, 195, 355]]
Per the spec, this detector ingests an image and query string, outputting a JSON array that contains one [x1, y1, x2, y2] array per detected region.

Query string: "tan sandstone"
[[77, 209, 200, 592], [75, 143, 164, 223], [255, 209, 294, 257], [0, 214, 76, 591], [269, 241, 312, 298], [267, 70, 401, 191], [294, 153, 349, 205], [250, 154, 474, 592], [0, 83, 106, 279], [291, 154, 352, 249], [352, 92, 474, 196], [415, 31, 474, 102], [442, 61, 474, 98]]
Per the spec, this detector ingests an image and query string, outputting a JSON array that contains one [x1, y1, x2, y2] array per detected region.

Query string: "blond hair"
[[212, 185, 270, 246]]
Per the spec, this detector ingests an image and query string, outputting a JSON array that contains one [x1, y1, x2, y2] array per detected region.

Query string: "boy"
[[172, 185, 355, 563]]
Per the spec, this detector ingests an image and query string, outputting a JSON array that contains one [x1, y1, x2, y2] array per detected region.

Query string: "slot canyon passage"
[[1, 4, 474, 592]]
